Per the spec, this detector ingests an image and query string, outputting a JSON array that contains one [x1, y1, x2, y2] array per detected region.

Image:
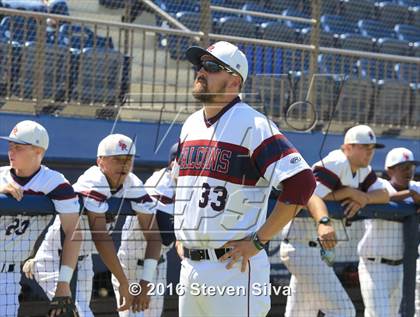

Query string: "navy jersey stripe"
[[151, 194, 174, 204], [359, 170, 377, 192], [79, 190, 107, 202], [252, 135, 297, 176], [130, 194, 153, 204], [48, 183, 77, 200], [177, 140, 260, 185], [313, 166, 343, 191]]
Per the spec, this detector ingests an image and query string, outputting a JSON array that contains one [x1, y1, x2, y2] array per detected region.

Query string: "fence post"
[[200, 0, 211, 48], [34, 17, 46, 113], [308, 0, 320, 105], [401, 214, 418, 317]]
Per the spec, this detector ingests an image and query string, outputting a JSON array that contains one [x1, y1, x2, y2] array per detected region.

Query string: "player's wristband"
[[251, 232, 265, 251], [142, 259, 158, 282], [57, 265, 74, 283]]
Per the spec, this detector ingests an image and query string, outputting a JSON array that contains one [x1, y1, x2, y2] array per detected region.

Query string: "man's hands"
[[410, 190, 420, 205], [22, 258, 36, 279], [219, 237, 261, 272], [116, 280, 133, 312], [317, 223, 337, 250], [0, 182, 23, 201], [132, 280, 151, 312], [341, 188, 369, 218]]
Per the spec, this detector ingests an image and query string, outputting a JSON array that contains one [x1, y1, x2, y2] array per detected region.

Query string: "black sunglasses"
[[194, 60, 239, 77]]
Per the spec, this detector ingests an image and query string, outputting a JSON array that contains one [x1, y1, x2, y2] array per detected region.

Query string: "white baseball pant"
[[178, 249, 270, 317], [358, 257, 403, 317], [280, 241, 355, 317], [34, 254, 94, 317], [0, 267, 21, 317], [112, 255, 166, 317]]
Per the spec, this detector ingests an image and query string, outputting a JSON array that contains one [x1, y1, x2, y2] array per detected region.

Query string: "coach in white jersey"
[[113, 144, 177, 317], [289, 124, 388, 316], [358, 147, 420, 317], [0, 120, 82, 317], [174, 41, 316, 317]]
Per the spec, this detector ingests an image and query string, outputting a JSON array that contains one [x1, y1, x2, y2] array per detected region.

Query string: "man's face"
[[192, 56, 234, 103], [97, 155, 134, 188], [387, 162, 415, 187], [8, 142, 41, 170], [347, 144, 376, 168]]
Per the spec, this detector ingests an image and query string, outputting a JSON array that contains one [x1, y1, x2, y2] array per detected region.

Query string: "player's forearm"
[[366, 189, 389, 204], [306, 194, 329, 222], [390, 189, 411, 201], [257, 201, 303, 244], [323, 187, 354, 201], [59, 214, 82, 269], [143, 223, 162, 261], [92, 233, 127, 283]]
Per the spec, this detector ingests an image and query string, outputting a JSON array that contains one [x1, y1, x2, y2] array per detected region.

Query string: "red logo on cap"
[[403, 152, 410, 161], [207, 45, 215, 52], [12, 127, 18, 135], [118, 140, 128, 152]]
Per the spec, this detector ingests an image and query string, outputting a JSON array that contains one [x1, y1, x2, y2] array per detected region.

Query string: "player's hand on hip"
[[175, 241, 184, 260], [132, 280, 151, 312], [22, 258, 36, 279], [341, 199, 361, 219], [220, 239, 259, 272], [117, 281, 133, 312], [317, 223, 337, 250], [0, 182, 23, 201]]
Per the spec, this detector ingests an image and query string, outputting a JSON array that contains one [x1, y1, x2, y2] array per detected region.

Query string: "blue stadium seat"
[[318, 54, 357, 76], [358, 19, 395, 40], [398, 0, 420, 7], [0, 16, 38, 44], [301, 29, 335, 47], [339, 33, 374, 51], [321, 15, 357, 36], [395, 63, 419, 84], [1, 0, 47, 12], [264, 1, 299, 14], [414, 41, 420, 56], [242, 3, 273, 24], [377, 2, 410, 27], [155, 0, 198, 14], [282, 9, 311, 30], [260, 21, 296, 43], [357, 58, 396, 80], [167, 11, 200, 59], [335, 78, 374, 123], [217, 16, 257, 37], [98, 0, 125, 9], [341, 0, 375, 22], [395, 24, 420, 42], [73, 48, 127, 105], [48, 0, 70, 16], [412, 6, 420, 27], [320, 0, 341, 15], [377, 38, 411, 55], [58, 24, 95, 50], [224, 0, 259, 9], [410, 87, 420, 125], [18, 41, 70, 100], [374, 80, 411, 125]]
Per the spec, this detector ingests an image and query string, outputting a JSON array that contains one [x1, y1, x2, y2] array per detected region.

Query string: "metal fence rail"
[[0, 6, 419, 129]]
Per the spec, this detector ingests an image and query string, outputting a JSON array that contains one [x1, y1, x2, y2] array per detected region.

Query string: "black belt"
[[58, 250, 88, 261], [0, 264, 15, 273], [367, 257, 403, 266], [137, 255, 165, 266], [284, 239, 318, 248], [183, 247, 230, 261]]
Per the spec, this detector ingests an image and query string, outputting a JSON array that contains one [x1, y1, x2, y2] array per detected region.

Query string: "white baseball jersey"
[[71, 166, 155, 254], [119, 167, 175, 259], [358, 179, 420, 260], [0, 165, 79, 262], [173, 97, 310, 248]]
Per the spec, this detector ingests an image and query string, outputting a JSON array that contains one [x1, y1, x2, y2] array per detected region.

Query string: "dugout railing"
[[1, 194, 418, 316], [0, 5, 419, 130]]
